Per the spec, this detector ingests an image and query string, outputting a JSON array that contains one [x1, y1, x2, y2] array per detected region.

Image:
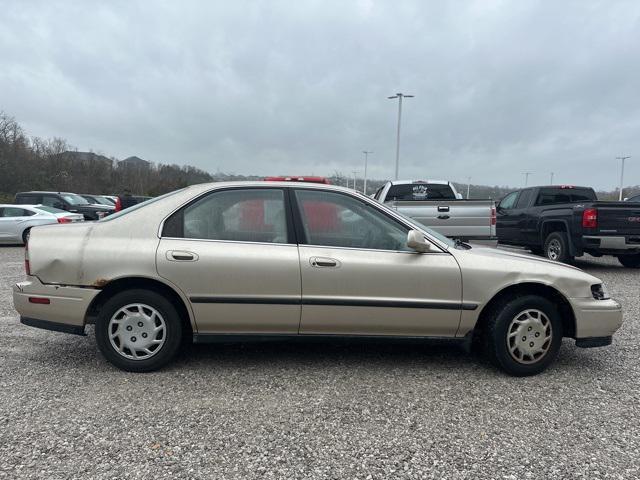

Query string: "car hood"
[[450, 245, 602, 301]]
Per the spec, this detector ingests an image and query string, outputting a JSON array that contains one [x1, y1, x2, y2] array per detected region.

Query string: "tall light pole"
[[352, 171, 358, 191], [550, 172, 554, 185], [466, 176, 471, 199], [616, 156, 631, 200], [388, 93, 414, 180], [362, 151, 373, 195], [523, 172, 532, 186]]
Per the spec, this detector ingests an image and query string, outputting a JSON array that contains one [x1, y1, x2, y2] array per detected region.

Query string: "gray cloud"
[[1, 0, 639, 189]]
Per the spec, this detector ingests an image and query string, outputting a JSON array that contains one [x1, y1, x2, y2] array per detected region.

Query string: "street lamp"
[[352, 171, 358, 191], [550, 172, 554, 185], [466, 176, 471, 199], [388, 93, 414, 180], [362, 151, 373, 195], [523, 172, 533, 186], [616, 156, 631, 201]]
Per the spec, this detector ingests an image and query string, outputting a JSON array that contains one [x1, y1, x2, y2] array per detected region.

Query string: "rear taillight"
[[490, 206, 496, 226], [28, 297, 50, 304], [57, 217, 72, 224], [582, 208, 598, 228], [115, 197, 122, 212], [24, 241, 30, 275]]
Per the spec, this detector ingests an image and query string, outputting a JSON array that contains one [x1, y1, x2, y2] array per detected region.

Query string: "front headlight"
[[591, 283, 610, 300]]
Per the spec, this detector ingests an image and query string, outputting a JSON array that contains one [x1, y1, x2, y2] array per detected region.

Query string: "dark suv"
[[14, 191, 114, 220]]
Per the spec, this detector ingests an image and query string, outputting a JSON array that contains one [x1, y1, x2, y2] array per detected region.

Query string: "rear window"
[[384, 183, 456, 201], [34, 205, 66, 214], [535, 188, 596, 205]]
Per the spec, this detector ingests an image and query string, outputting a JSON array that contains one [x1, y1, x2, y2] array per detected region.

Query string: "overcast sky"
[[1, 0, 639, 189]]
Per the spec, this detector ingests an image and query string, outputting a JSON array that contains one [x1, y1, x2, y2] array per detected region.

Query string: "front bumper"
[[569, 297, 623, 339], [13, 276, 99, 332]]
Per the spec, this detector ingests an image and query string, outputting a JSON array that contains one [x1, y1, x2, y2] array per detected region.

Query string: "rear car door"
[[156, 187, 302, 334], [292, 188, 463, 337]]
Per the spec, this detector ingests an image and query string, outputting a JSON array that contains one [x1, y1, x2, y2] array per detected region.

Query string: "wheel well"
[[541, 221, 567, 243], [472, 283, 576, 347], [84, 277, 193, 334]]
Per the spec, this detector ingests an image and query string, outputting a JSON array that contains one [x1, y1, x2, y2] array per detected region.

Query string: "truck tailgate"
[[387, 199, 496, 239], [592, 202, 640, 236]]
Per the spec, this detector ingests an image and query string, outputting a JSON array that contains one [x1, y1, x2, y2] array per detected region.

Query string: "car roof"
[[181, 180, 361, 195], [16, 191, 75, 195]]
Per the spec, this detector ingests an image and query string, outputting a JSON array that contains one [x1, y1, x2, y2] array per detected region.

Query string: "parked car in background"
[[496, 185, 640, 267], [625, 194, 640, 203], [264, 176, 331, 184], [114, 194, 152, 212], [14, 182, 622, 376], [14, 191, 114, 220], [0, 204, 84, 244], [373, 180, 497, 241], [80, 194, 118, 206]]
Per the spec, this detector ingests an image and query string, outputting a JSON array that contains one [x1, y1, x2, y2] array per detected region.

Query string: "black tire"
[[618, 254, 640, 268], [543, 231, 573, 263], [482, 294, 563, 376], [22, 228, 31, 245], [95, 289, 183, 372], [529, 247, 543, 255]]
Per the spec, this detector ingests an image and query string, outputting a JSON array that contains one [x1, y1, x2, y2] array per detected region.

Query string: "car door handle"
[[167, 250, 199, 262], [437, 215, 450, 220], [437, 206, 450, 212], [310, 257, 340, 268]]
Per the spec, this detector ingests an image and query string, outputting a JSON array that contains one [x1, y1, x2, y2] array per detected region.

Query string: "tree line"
[[1, 111, 636, 203]]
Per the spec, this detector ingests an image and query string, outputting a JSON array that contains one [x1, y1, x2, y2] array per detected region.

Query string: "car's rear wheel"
[[483, 295, 563, 376], [95, 289, 183, 372], [544, 231, 573, 263], [617, 254, 640, 268]]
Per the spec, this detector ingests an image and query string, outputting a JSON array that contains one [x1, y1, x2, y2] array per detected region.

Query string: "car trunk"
[[591, 202, 640, 237]]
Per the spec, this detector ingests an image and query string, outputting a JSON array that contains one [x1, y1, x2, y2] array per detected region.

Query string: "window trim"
[[159, 186, 295, 245]]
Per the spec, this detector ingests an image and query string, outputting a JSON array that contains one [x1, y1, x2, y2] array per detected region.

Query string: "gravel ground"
[[0, 245, 639, 479]]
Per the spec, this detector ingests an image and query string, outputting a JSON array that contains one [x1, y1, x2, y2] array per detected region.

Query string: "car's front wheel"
[[95, 289, 183, 372], [483, 295, 563, 376]]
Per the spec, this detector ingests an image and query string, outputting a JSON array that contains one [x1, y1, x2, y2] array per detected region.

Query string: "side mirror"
[[407, 230, 438, 253], [456, 192, 463, 200]]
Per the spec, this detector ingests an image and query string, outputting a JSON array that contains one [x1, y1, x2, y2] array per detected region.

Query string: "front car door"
[[291, 188, 463, 337], [156, 187, 302, 335], [495, 191, 520, 244]]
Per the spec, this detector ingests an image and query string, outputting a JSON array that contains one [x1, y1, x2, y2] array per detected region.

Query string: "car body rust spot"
[[93, 278, 109, 288]]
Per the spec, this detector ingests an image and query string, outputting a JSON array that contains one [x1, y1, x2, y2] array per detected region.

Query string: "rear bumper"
[[582, 235, 640, 252], [569, 297, 623, 339], [13, 276, 98, 331]]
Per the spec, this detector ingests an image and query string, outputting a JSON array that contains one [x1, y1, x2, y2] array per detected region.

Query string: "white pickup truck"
[[373, 180, 497, 241]]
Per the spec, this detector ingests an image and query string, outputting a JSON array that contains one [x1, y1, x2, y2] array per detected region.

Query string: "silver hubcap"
[[108, 303, 166, 360], [507, 309, 553, 364], [547, 239, 562, 261]]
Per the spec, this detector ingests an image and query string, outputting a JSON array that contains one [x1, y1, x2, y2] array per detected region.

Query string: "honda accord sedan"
[[13, 182, 623, 375]]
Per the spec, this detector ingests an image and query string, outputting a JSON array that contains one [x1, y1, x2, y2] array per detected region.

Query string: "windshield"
[[61, 193, 89, 205], [98, 188, 185, 222], [94, 196, 115, 205]]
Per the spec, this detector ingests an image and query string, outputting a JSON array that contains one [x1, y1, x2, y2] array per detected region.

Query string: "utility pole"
[[352, 171, 358, 191], [616, 156, 631, 200], [466, 177, 471, 199], [362, 151, 373, 195], [550, 172, 554, 185], [523, 172, 532, 186], [388, 93, 414, 180]]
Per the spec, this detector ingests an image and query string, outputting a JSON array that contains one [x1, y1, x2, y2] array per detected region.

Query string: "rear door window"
[[515, 189, 533, 209], [163, 188, 290, 244], [1, 207, 34, 217]]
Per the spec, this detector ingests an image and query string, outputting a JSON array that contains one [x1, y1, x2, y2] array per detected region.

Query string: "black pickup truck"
[[496, 185, 640, 267]]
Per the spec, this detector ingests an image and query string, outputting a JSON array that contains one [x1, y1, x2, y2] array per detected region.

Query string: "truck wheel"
[[617, 254, 640, 268], [95, 289, 183, 372], [483, 294, 563, 376], [544, 232, 573, 263]]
